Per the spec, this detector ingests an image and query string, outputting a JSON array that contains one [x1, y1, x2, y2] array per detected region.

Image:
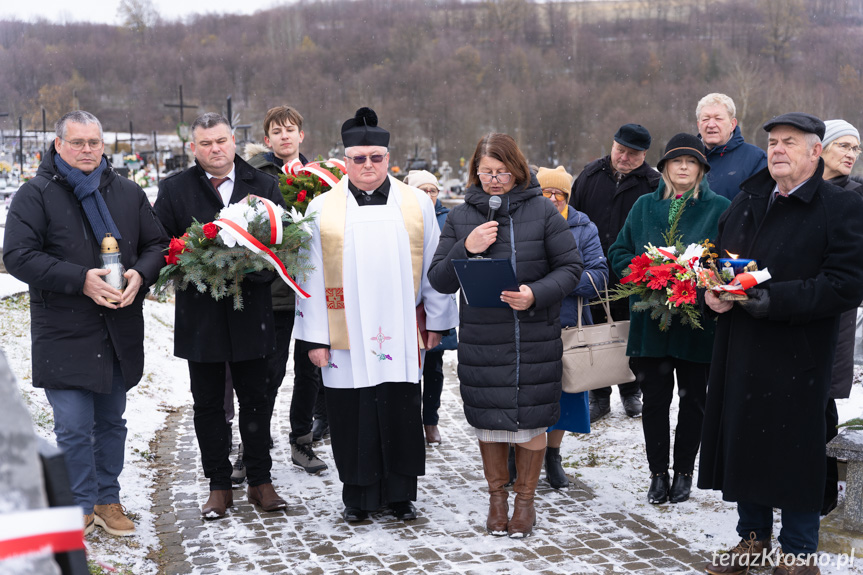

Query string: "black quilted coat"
[[428, 176, 582, 431]]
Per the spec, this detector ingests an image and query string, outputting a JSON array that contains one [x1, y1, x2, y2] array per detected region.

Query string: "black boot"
[[669, 472, 692, 503], [544, 446, 570, 489], [647, 472, 669, 504], [589, 393, 611, 423], [504, 445, 517, 488]]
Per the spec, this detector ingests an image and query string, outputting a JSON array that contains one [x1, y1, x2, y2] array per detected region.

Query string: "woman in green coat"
[[608, 133, 730, 505]]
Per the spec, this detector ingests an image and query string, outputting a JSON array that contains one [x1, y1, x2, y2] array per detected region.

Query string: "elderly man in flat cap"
[[293, 107, 457, 523], [700, 113, 863, 575]]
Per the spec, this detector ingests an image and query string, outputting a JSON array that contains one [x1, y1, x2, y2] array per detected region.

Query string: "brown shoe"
[[508, 445, 545, 538], [424, 425, 442, 446], [93, 503, 135, 536], [83, 513, 95, 536], [201, 489, 233, 519], [772, 550, 820, 575], [705, 532, 773, 574], [479, 441, 510, 535], [248, 483, 287, 512]]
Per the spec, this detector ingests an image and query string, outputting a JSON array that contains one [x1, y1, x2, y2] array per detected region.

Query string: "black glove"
[[738, 287, 769, 319]]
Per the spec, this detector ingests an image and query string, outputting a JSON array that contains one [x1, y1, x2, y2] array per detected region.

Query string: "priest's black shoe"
[[669, 472, 692, 503], [588, 393, 611, 423], [647, 472, 669, 504], [342, 507, 368, 522], [391, 501, 417, 521], [621, 392, 643, 418]]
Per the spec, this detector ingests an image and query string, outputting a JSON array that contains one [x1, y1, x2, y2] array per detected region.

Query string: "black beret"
[[341, 107, 390, 148], [762, 113, 826, 140]]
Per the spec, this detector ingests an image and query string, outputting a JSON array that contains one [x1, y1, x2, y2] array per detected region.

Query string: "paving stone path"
[[150, 359, 707, 575]]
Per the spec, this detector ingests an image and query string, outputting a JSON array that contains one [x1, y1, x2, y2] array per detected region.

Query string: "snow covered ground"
[[1, 277, 862, 574]]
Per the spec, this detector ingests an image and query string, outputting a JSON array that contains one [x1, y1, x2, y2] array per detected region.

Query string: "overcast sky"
[[2, 0, 288, 25]]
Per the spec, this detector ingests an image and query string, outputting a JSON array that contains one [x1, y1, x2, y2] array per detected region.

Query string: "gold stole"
[[320, 177, 424, 350]]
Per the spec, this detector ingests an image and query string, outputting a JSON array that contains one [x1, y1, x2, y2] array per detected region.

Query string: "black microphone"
[[487, 195, 502, 221]]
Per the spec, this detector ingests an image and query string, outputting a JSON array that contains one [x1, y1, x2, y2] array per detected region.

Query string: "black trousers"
[[189, 358, 272, 490], [421, 350, 444, 426], [636, 356, 709, 474], [327, 382, 424, 511], [824, 397, 839, 514], [590, 301, 641, 399], [265, 310, 324, 441]]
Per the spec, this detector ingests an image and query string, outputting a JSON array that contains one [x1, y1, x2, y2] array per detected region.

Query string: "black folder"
[[452, 258, 519, 308]]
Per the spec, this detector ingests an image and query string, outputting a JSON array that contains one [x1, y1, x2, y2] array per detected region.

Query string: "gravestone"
[[819, 430, 863, 556]]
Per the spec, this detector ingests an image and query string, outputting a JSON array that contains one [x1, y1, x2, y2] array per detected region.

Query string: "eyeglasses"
[[345, 154, 386, 165], [61, 138, 104, 151], [419, 186, 439, 196], [478, 172, 512, 184], [833, 142, 862, 157], [542, 189, 569, 201]]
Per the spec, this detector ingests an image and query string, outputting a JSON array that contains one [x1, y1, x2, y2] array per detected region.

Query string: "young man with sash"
[[294, 107, 458, 523]]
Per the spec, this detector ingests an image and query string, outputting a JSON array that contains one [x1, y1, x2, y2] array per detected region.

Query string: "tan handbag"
[[560, 274, 635, 394]]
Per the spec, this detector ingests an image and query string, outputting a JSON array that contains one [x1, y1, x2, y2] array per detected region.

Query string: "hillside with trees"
[[1, 0, 861, 171]]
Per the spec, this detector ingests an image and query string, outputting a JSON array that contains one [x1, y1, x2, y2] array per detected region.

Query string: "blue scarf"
[[54, 154, 122, 241]]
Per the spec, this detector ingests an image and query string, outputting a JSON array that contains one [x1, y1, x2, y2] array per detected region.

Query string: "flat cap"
[[762, 112, 826, 140], [614, 123, 652, 151]]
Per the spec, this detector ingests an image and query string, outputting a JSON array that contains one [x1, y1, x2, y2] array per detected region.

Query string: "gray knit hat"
[[822, 119, 860, 147]]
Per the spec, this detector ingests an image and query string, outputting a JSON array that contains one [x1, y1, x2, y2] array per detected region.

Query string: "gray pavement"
[[151, 360, 706, 575]]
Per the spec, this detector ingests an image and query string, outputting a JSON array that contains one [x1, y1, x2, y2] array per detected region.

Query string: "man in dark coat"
[[239, 105, 328, 482], [153, 113, 288, 519], [3, 110, 168, 537], [569, 123, 659, 422], [696, 92, 767, 201], [701, 113, 863, 575]]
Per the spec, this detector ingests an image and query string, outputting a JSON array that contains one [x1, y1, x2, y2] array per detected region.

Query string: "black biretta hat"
[[656, 133, 711, 173], [341, 107, 390, 148], [762, 112, 826, 140]]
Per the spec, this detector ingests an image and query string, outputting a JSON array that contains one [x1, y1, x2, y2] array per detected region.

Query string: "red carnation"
[[285, 177, 294, 186], [620, 253, 653, 284], [202, 222, 219, 239], [297, 190, 307, 203]]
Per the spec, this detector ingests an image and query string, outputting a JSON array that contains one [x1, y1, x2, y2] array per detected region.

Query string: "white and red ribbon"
[[215, 196, 310, 300], [0, 506, 84, 560], [282, 158, 346, 190], [713, 268, 772, 295]]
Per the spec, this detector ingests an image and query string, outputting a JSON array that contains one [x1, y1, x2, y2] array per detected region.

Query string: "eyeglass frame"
[[344, 153, 387, 165], [477, 172, 512, 184], [542, 188, 569, 201], [831, 141, 862, 157], [59, 137, 105, 152], [418, 185, 440, 197]]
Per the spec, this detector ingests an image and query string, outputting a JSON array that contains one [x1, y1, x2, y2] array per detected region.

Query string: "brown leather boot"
[[478, 441, 510, 536], [704, 531, 773, 574], [248, 483, 287, 512], [201, 489, 233, 519], [508, 445, 545, 538], [772, 550, 821, 575]]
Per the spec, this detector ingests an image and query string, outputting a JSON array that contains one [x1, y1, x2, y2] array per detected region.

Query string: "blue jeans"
[[44, 358, 127, 515], [737, 501, 820, 555]]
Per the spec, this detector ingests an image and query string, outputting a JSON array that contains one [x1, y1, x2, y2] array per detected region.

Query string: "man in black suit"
[[154, 113, 287, 519]]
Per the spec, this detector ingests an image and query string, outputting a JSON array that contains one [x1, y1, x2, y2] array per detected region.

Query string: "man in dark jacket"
[[3, 110, 168, 537], [569, 123, 659, 422], [701, 113, 863, 575], [241, 105, 328, 480], [696, 92, 767, 201], [153, 112, 288, 519]]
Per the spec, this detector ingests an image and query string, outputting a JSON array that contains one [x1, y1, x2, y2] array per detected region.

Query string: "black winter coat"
[[153, 156, 285, 363], [3, 149, 168, 393], [428, 177, 583, 431], [697, 162, 863, 512], [570, 156, 659, 318], [827, 175, 863, 399]]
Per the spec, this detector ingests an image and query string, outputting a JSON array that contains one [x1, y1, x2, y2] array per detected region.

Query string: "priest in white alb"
[[294, 107, 458, 523]]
